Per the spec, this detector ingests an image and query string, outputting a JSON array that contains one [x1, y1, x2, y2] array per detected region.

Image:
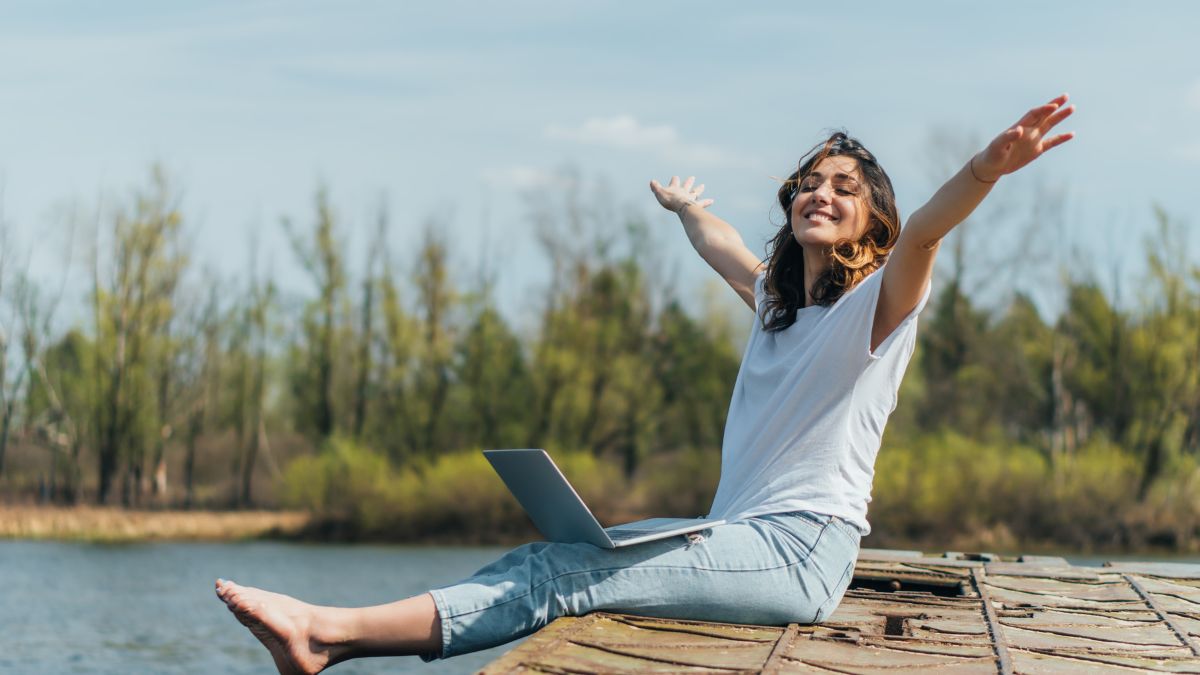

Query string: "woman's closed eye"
[[798, 186, 858, 196], [797, 176, 860, 195]]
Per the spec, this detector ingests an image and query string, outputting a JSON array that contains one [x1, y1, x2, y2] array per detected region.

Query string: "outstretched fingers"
[[1041, 132, 1075, 152], [1017, 103, 1057, 128], [1018, 93, 1070, 128], [1040, 102, 1075, 132], [650, 175, 714, 212]]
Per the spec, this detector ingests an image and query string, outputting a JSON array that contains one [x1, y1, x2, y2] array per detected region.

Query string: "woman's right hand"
[[649, 176, 714, 214]]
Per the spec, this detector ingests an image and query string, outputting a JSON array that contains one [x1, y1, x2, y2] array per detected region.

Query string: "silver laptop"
[[484, 449, 723, 548]]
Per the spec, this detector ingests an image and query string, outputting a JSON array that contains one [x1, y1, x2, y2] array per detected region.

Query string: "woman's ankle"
[[302, 606, 358, 664]]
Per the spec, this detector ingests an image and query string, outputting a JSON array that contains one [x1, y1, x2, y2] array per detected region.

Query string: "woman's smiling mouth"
[[804, 210, 839, 222]]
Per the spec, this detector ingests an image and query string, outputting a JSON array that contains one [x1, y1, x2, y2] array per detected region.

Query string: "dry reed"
[[0, 505, 310, 542]]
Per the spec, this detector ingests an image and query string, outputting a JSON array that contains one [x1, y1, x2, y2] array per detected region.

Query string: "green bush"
[[872, 431, 1047, 542], [281, 443, 625, 542], [632, 447, 722, 519], [281, 435, 1199, 552]]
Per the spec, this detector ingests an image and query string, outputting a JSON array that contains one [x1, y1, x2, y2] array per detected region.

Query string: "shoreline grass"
[[1, 504, 1191, 560], [0, 505, 312, 543]]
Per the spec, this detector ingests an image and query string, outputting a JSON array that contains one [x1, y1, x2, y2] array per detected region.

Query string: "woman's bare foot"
[[215, 579, 348, 675]]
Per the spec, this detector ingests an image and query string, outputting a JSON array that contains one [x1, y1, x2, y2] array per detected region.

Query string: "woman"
[[214, 95, 1074, 672]]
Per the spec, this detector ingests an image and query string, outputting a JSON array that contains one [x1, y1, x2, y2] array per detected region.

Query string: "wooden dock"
[[481, 548, 1200, 673]]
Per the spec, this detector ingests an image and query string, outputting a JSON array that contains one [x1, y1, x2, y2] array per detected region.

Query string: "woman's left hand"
[[972, 94, 1075, 182]]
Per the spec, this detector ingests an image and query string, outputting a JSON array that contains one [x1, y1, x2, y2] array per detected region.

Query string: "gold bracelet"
[[969, 155, 998, 184]]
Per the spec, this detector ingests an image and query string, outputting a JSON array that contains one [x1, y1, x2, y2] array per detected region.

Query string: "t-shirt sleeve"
[[869, 274, 931, 361], [828, 266, 931, 364], [752, 268, 768, 315]]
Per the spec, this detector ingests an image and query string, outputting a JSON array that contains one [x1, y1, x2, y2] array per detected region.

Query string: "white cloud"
[[545, 115, 757, 169], [546, 115, 678, 148], [481, 166, 576, 190]]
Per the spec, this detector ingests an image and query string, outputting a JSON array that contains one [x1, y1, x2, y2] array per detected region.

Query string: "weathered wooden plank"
[[760, 624, 798, 674], [483, 553, 1200, 673], [1133, 576, 1200, 597], [842, 588, 978, 606], [985, 575, 1142, 601], [970, 567, 1014, 675], [1000, 607, 1161, 629], [858, 559, 980, 572], [1167, 613, 1200, 638], [1126, 574, 1200, 657], [568, 637, 775, 669], [1002, 622, 1188, 652], [999, 618, 1183, 646], [858, 547, 925, 559], [1105, 563, 1200, 580], [1009, 647, 1190, 673], [984, 584, 1149, 611], [785, 635, 996, 671], [985, 562, 1103, 580], [857, 635, 994, 657], [613, 615, 782, 642], [534, 641, 754, 673], [480, 615, 600, 674]]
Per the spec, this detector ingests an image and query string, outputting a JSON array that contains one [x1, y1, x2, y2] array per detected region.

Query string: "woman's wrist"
[[676, 200, 698, 216], [969, 154, 999, 184]]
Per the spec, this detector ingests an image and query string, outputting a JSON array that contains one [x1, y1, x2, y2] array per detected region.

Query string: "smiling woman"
[[214, 95, 1076, 672], [764, 133, 901, 332]]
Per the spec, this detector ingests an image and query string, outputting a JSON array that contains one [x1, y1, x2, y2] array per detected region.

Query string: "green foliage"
[[872, 433, 1169, 550], [7, 167, 1200, 551], [281, 439, 623, 541], [873, 431, 1048, 540], [632, 447, 722, 519], [284, 186, 348, 441]]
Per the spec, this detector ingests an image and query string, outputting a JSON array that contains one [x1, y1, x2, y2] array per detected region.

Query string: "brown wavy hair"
[[761, 131, 900, 332]]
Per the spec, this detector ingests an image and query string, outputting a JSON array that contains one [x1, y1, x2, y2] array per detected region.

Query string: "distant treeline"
[[0, 168, 1197, 551]]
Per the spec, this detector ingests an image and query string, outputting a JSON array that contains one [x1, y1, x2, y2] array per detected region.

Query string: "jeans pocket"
[[783, 511, 832, 536], [827, 517, 863, 547]]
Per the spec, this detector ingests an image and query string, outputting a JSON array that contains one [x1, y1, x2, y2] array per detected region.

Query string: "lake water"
[[3, 541, 1195, 674], [0, 541, 525, 674]]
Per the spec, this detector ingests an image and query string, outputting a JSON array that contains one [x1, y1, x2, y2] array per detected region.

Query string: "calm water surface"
[[4, 541, 1196, 674], [0, 541, 524, 674]]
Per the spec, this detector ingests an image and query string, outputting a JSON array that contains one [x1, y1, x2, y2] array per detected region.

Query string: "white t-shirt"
[[705, 265, 930, 535]]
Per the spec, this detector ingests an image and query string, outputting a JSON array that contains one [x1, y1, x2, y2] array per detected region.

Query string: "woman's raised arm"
[[650, 176, 764, 310], [874, 94, 1076, 350]]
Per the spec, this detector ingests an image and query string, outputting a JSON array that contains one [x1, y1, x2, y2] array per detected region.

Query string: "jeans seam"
[[813, 558, 855, 623]]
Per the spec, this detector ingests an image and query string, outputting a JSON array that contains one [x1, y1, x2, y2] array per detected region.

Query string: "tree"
[[285, 187, 347, 442], [411, 226, 457, 457], [89, 167, 187, 505], [455, 289, 532, 450]]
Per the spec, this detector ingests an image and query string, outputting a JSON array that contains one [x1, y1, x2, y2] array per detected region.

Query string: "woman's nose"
[[812, 180, 834, 202]]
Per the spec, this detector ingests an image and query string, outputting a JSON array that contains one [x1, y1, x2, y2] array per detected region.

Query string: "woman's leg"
[[214, 579, 441, 674], [428, 512, 860, 659], [214, 512, 860, 670]]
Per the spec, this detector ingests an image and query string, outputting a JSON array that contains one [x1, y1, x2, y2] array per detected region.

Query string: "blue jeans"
[[424, 511, 861, 660]]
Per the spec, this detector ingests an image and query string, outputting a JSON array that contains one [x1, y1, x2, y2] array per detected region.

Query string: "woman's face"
[[790, 155, 871, 249]]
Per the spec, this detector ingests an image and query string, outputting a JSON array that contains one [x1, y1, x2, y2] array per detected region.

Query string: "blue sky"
[[1, 1, 1197, 328]]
